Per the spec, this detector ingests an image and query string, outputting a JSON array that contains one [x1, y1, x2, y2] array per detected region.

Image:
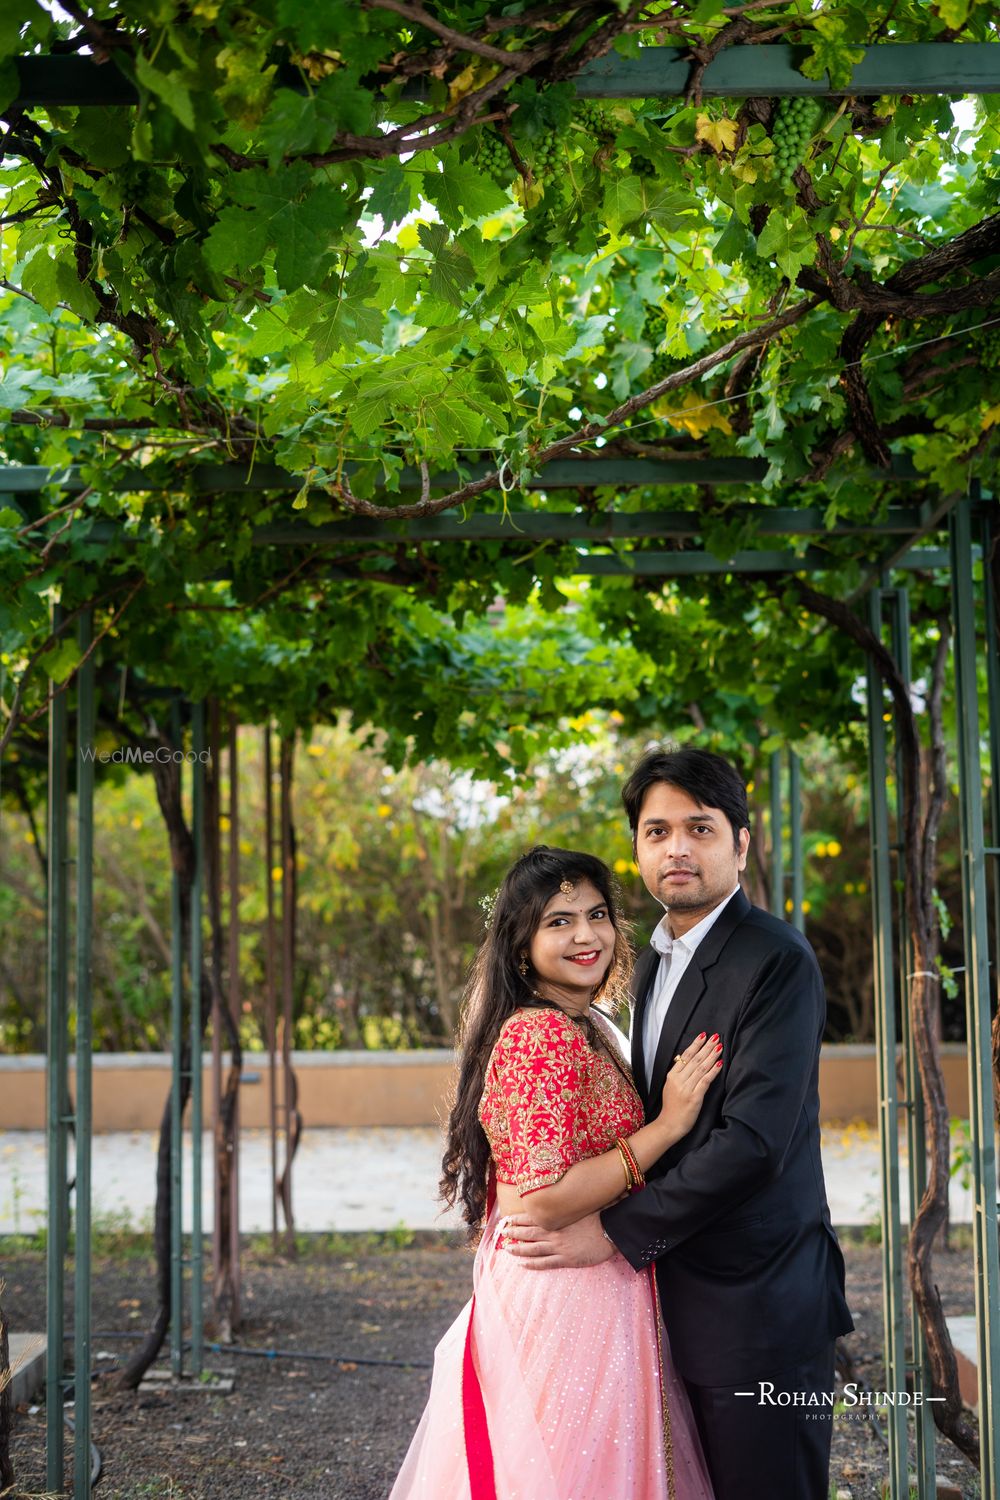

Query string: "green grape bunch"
[[770, 97, 823, 187], [751, 261, 785, 301], [478, 129, 517, 186], [642, 308, 686, 383], [643, 308, 668, 348], [528, 133, 562, 185], [574, 100, 611, 138]]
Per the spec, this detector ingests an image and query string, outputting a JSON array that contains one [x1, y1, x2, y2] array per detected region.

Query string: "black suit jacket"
[[602, 889, 853, 1385]]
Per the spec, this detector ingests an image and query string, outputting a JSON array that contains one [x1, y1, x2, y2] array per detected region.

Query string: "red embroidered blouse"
[[478, 1007, 644, 1195]]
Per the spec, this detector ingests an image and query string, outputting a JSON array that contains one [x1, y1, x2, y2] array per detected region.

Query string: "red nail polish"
[[698, 1032, 706, 1040], [716, 1059, 723, 1068], [710, 1033, 719, 1042], [715, 1043, 723, 1052]]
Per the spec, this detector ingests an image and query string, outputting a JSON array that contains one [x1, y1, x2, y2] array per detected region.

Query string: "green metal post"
[[887, 585, 935, 1494], [769, 749, 785, 919], [45, 605, 70, 1492], [979, 497, 1000, 989], [73, 610, 95, 1499], [788, 748, 805, 932], [866, 588, 908, 1496], [190, 701, 205, 1377], [949, 497, 1000, 1498], [170, 704, 185, 1378]]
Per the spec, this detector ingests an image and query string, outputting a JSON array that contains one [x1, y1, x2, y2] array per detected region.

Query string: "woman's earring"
[[517, 955, 528, 978]]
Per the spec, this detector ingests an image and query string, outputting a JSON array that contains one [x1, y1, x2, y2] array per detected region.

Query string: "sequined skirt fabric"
[[388, 1208, 714, 1500]]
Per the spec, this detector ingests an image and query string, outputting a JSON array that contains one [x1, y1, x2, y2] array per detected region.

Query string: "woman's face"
[[527, 878, 616, 1009]]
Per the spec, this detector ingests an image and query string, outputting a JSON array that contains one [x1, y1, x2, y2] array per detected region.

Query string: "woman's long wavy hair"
[[440, 846, 632, 1233]]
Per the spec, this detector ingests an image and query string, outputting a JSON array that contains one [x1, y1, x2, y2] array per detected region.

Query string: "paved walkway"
[[0, 1124, 973, 1236]]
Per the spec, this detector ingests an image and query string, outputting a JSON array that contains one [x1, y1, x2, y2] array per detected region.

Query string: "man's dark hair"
[[622, 746, 750, 850]]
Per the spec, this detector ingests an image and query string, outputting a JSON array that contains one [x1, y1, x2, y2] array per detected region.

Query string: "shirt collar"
[[650, 885, 741, 959]]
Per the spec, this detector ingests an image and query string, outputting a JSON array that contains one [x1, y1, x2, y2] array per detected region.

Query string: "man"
[[506, 745, 853, 1500]]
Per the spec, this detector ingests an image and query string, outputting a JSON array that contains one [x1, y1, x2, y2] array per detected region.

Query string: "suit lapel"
[[629, 945, 660, 1110], [645, 888, 752, 1108]]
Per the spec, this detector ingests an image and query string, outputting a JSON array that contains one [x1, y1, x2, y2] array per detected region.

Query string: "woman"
[[389, 846, 718, 1500]]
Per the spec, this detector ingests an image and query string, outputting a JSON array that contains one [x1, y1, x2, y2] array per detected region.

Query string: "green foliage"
[[3, 709, 969, 1049], [0, 4, 997, 955]]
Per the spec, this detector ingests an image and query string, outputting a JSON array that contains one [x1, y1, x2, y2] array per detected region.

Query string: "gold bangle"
[[617, 1134, 645, 1188], [615, 1139, 636, 1190]]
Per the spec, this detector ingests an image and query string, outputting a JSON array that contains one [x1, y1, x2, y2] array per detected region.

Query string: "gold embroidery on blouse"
[[479, 1007, 644, 1195]]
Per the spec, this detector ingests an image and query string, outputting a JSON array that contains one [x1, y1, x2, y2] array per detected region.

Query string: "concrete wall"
[[0, 1044, 971, 1132]]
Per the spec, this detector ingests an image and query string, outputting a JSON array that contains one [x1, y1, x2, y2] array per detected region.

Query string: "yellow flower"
[[613, 762, 625, 774], [802, 900, 812, 915], [130, 815, 143, 830], [24, 830, 35, 844], [815, 841, 828, 857], [785, 898, 793, 914], [271, 866, 283, 882], [826, 839, 842, 857], [377, 804, 392, 818], [219, 814, 231, 832], [613, 858, 630, 874], [630, 861, 639, 876], [306, 743, 324, 757], [844, 882, 856, 895]]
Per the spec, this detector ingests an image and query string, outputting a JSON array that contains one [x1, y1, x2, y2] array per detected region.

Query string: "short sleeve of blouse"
[[489, 1009, 590, 1195]]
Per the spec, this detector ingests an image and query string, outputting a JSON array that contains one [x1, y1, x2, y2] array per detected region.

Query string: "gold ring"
[[673, 1053, 684, 1064]]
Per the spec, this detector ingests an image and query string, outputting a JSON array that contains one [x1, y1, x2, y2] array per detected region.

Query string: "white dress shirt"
[[639, 887, 740, 1089]]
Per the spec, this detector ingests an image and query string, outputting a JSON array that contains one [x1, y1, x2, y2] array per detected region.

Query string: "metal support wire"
[[73, 609, 95, 1500], [45, 602, 70, 1493], [949, 494, 1000, 1499], [865, 588, 909, 1497]]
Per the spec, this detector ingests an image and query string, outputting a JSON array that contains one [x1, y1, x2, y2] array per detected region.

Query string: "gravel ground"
[[2, 1232, 982, 1500]]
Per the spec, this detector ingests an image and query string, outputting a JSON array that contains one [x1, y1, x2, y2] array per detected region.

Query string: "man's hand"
[[503, 1211, 616, 1269]]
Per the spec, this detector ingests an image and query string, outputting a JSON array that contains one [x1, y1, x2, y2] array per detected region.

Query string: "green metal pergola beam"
[[9, 45, 1000, 109], [0, 456, 921, 498], [196, 544, 957, 582], [251, 506, 928, 545], [569, 545, 953, 575]]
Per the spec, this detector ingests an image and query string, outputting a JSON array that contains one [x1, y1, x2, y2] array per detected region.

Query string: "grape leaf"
[[417, 222, 475, 307], [368, 160, 414, 231], [422, 160, 509, 229]]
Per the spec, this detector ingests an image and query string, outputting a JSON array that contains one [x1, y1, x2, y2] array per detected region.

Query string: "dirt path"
[[2, 1233, 981, 1499]]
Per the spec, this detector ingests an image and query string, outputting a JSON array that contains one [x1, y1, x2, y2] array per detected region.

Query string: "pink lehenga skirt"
[[389, 1205, 714, 1500]]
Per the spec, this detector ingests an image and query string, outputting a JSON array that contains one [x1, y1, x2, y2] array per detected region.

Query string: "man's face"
[[634, 781, 749, 934]]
